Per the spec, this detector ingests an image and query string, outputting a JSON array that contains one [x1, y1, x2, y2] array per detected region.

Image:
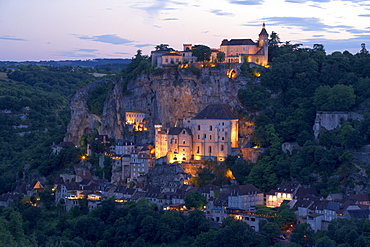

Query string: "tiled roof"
[[349, 194, 370, 202], [168, 127, 192, 135], [259, 27, 268, 36], [230, 184, 262, 196], [221, 39, 256, 46], [347, 209, 370, 218], [192, 104, 237, 120]]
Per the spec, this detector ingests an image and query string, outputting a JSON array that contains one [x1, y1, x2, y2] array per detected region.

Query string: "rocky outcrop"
[[65, 66, 249, 145], [313, 111, 364, 140]]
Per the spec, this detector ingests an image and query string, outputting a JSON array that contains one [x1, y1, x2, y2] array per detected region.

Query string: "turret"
[[258, 23, 268, 47]]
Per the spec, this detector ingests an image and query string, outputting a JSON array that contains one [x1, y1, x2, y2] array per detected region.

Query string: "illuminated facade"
[[266, 182, 301, 208], [151, 23, 268, 67], [125, 110, 147, 131], [220, 23, 268, 66], [155, 104, 238, 163]]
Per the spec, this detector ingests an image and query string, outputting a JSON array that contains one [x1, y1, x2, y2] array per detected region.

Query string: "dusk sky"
[[1, 0, 370, 61]]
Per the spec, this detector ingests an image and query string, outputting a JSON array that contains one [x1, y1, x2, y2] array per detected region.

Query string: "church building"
[[155, 104, 238, 163]]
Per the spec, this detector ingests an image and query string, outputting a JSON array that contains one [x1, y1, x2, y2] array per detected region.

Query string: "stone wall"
[[313, 111, 364, 140]]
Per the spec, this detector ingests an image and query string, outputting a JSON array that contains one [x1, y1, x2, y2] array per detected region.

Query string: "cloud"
[[55, 51, 96, 58], [285, 0, 329, 3], [77, 49, 99, 53], [77, 34, 134, 45], [131, 0, 183, 16], [115, 52, 130, 55], [162, 18, 178, 21], [0, 36, 27, 41], [228, 0, 264, 5], [211, 10, 234, 16], [296, 33, 370, 54], [135, 44, 155, 48], [359, 14, 370, 17], [264, 17, 353, 32]]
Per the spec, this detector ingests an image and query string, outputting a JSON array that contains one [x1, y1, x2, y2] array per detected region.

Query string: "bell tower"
[[258, 23, 268, 48]]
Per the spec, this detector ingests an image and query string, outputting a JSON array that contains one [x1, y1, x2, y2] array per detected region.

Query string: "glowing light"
[[253, 71, 261, 77], [225, 169, 236, 180]]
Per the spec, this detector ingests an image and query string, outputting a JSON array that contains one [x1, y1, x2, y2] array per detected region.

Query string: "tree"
[[184, 210, 210, 236], [359, 43, 369, 55], [290, 223, 314, 246], [192, 45, 212, 62], [216, 51, 225, 63], [184, 192, 207, 210], [210, 220, 257, 247], [155, 44, 174, 51], [328, 84, 356, 111], [315, 236, 336, 247]]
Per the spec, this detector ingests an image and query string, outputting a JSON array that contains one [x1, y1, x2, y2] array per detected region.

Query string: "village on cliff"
[[2, 24, 370, 234]]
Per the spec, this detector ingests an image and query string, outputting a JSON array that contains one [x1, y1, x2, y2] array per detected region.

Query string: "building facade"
[[155, 104, 238, 163]]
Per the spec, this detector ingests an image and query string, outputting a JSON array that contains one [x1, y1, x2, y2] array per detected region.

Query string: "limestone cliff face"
[[65, 66, 248, 145]]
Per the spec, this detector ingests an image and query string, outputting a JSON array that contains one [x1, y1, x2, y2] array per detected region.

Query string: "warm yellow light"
[[81, 155, 86, 160], [253, 71, 261, 77], [225, 169, 236, 180]]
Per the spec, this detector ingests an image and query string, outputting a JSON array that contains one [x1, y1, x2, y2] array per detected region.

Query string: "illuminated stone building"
[[125, 110, 147, 131], [155, 104, 238, 163], [220, 23, 268, 66], [151, 23, 268, 67]]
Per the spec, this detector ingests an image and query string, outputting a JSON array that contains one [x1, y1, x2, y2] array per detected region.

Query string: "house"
[[348, 194, 370, 206], [115, 140, 135, 155], [266, 182, 301, 208], [206, 190, 229, 222], [307, 213, 324, 232], [220, 23, 268, 66], [125, 110, 147, 131], [228, 184, 264, 210]]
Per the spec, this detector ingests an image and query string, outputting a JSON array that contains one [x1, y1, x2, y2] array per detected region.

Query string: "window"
[[183, 140, 186, 144], [203, 134, 206, 139], [209, 146, 212, 153], [175, 139, 177, 144], [222, 122, 224, 126], [197, 146, 200, 153], [210, 135, 212, 140], [198, 135, 200, 140], [222, 137, 224, 140], [197, 125, 200, 130], [209, 125, 212, 131], [221, 145, 224, 151]]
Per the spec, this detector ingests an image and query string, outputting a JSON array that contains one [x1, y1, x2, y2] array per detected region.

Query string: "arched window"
[[209, 146, 212, 153]]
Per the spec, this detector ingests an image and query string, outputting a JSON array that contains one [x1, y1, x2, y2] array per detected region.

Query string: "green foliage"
[[238, 86, 270, 112], [290, 223, 315, 246], [86, 82, 114, 115], [191, 45, 212, 62], [184, 192, 207, 209], [314, 84, 356, 111]]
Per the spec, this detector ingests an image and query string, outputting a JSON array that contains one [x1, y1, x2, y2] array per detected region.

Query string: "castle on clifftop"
[[151, 23, 268, 68]]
